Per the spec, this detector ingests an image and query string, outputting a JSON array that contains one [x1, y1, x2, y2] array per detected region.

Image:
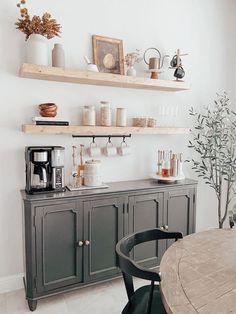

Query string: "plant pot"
[[26, 34, 48, 65]]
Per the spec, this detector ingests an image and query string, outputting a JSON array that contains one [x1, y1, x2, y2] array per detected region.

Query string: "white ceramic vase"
[[26, 34, 48, 65], [126, 66, 136, 77]]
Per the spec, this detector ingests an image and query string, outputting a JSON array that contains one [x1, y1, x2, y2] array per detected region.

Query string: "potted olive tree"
[[188, 92, 236, 228]]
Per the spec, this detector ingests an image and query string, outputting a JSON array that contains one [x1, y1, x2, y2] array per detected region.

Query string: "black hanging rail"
[[72, 134, 132, 139]]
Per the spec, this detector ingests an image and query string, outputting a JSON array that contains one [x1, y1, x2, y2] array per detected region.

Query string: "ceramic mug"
[[117, 141, 131, 156], [103, 141, 117, 157], [87, 141, 101, 158]]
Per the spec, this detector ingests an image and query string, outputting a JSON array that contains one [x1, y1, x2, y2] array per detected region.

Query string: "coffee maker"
[[25, 146, 65, 194]]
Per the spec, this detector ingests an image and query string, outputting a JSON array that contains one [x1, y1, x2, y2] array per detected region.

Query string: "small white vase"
[[52, 44, 65, 68], [126, 66, 136, 77], [26, 34, 48, 65]]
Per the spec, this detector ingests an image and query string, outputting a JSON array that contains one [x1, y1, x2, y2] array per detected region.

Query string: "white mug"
[[87, 142, 101, 158], [117, 142, 131, 156], [103, 141, 117, 157]]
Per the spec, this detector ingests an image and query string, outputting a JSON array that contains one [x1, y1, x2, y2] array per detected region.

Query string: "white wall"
[[0, 0, 236, 291]]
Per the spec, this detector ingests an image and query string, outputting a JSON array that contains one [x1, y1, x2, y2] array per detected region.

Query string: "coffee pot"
[[144, 47, 169, 79]]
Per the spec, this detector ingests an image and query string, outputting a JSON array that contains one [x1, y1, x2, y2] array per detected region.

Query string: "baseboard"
[[0, 273, 24, 294]]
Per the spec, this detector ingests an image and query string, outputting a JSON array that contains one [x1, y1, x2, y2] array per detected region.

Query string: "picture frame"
[[92, 35, 124, 75]]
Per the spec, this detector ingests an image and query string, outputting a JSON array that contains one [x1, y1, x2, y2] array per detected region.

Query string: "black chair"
[[116, 228, 183, 314]]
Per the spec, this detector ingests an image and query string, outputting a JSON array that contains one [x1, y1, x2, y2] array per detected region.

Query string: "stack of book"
[[32, 117, 70, 126]]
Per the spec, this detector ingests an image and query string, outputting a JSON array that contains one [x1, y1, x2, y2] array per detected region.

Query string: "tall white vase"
[[26, 34, 48, 65]]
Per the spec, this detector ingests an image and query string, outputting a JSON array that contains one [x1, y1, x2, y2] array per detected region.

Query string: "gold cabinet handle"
[[160, 226, 164, 230], [164, 225, 169, 230], [84, 240, 90, 246], [78, 241, 84, 247]]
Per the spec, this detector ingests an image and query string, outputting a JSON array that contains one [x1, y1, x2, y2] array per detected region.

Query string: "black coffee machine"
[[25, 146, 66, 194]]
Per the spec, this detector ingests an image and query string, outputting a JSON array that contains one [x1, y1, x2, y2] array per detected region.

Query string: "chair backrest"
[[116, 228, 183, 303]]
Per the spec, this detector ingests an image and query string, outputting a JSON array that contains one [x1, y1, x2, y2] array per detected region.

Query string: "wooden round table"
[[160, 229, 236, 314]]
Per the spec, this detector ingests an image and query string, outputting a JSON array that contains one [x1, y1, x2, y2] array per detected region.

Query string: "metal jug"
[[144, 48, 169, 79]]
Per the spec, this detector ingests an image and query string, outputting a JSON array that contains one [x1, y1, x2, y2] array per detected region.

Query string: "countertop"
[[21, 178, 197, 202]]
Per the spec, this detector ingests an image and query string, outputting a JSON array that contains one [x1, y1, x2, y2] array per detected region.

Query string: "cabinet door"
[[35, 201, 83, 293], [128, 193, 164, 267], [83, 197, 124, 282], [165, 188, 195, 248]]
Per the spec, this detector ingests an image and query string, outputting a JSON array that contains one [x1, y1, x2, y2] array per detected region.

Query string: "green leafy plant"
[[188, 92, 236, 228]]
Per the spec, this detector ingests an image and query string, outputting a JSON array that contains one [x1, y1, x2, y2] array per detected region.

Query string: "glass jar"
[[100, 101, 111, 126], [116, 108, 127, 127], [82, 105, 96, 126]]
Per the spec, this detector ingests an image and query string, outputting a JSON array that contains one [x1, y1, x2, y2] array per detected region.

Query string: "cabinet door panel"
[[128, 193, 164, 267], [35, 201, 83, 292], [165, 189, 195, 248], [84, 197, 124, 281]]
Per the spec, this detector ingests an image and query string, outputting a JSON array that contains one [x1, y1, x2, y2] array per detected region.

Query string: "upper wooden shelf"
[[22, 125, 190, 135], [19, 64, 190, 92]]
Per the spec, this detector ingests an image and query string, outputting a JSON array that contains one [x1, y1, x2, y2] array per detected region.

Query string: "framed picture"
[[92, 35, 124, 75]]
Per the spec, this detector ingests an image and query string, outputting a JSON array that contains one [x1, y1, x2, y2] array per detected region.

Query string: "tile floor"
[[0, 278, 145, 314]]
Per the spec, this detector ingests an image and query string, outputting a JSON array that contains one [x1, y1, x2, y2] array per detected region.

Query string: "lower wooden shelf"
[[22, 125, 190, 135]]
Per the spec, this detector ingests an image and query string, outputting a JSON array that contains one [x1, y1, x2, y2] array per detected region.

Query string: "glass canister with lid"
[[82, 105, 96, 126], [100, 101, 111, 126]]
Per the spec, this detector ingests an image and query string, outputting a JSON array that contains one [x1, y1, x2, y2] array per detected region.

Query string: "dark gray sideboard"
[[21, 178, 197, 311]]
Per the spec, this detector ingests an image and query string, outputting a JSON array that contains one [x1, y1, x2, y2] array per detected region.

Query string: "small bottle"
[[157, 150, 163, 175], [77, 144, 85, 185], [52, 44, 65, 68], [161, 151, 171, 177], [100, 101, 111, 126], [171, 154, 178, 177], [177, 153, 184, 177]]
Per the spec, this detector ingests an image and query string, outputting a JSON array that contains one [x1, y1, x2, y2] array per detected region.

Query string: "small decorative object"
[[100, 101, 112, 126], [38, 103, 57, 117], [169, 49, 188, 81], [84, 56, 99, 72], [188, 92, 236, 228], [124, 50, 142, 76], [92, 35, 124, 75], [82, 105, 96, 126], [15, 0, 61, 65], [52, 44, 65, 68], [143, 47, 169, 79], [116, 108, 127, 127]]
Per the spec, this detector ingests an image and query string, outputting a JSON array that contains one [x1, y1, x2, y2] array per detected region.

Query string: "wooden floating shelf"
[[22, 125, 190, 135], [19, 64, 190, 92]]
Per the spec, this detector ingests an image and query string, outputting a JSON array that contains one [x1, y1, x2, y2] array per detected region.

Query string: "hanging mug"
[[103, 139, 117, 157], [87, 139, 101, 158], [174, 66, 185, 79], [117, 140, 131, 156]]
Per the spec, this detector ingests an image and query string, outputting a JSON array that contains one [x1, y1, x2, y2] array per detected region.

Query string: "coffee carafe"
[[25, 146, 66, 194]]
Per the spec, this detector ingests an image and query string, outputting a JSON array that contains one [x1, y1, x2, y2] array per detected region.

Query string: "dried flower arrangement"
[[15, 0, 61, 40], [124, 50, 143, 67]]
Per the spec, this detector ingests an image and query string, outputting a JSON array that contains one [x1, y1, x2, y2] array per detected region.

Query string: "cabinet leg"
[[28, 300, 37, 311]]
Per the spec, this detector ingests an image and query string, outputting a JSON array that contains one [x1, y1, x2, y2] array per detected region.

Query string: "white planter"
[[26, 34, 48, 65]]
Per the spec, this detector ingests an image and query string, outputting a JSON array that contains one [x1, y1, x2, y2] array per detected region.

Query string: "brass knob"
[[160, 226, 164, 230], [164, 225, 169, 230], [78, 241, 84, 247], [84, 240, 90, 246]]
